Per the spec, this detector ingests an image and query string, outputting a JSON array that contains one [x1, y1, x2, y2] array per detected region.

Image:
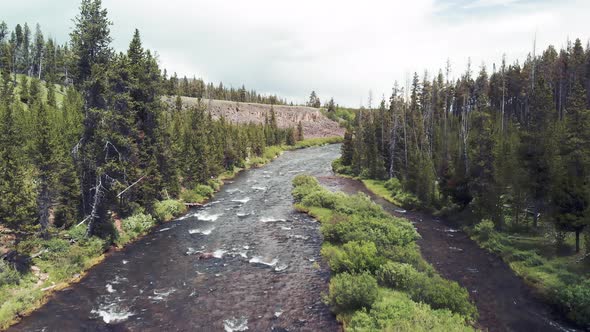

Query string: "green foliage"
[[291, 174, 322, 201], [293, 176, 477, 327], [180, 186, 211, 204], [326, 272, 379, 313], [349, 290, 474, 332], [153, 199, 186, 222], [116, 213, 156, 246], [558, 279, 590, 326], [473, 219, 495, 241], [322, 241, 384, 274], [384, 177, 402, 194], [331, 158, 353, 175], [292, 136, 343, 149], [0, 261, 20, 287], [376, 261, 419, 289], [321, 215, 418, 248], [376, 262, 477, 318]]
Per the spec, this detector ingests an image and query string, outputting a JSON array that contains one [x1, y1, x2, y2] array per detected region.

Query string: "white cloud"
[[3, 0, 589, 106]]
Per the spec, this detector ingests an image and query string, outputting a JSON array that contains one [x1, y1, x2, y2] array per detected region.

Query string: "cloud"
[[2, 0, 588, 106]]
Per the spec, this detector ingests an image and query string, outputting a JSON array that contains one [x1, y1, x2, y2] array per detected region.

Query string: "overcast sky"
[[3, 0, 589, 106]]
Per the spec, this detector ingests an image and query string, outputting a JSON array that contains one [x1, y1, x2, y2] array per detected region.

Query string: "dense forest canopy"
[[0, 0, 302, 240], [337, 38, 590, 251]]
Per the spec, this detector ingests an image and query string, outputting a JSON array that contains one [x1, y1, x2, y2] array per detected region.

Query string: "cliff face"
[[165, 97, 344, 139]]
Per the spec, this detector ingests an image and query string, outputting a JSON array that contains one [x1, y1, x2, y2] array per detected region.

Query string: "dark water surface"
[[10, 145, 341, 332]]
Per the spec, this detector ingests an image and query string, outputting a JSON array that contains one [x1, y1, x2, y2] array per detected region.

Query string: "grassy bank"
[[352, 174, 590, 328], [466, 220, 590, 327], [292, 175, 477, 331], [0, 138, 341, 329], [332, 158, 420, 211]]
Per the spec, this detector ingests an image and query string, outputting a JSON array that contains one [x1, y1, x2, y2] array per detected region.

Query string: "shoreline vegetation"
[[0, 137, 342, 330], [333, 167, 590, 329], [292, 174, 477, 331]]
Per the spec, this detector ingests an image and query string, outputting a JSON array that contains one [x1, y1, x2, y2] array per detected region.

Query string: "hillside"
[[163, 96, 345, 139]]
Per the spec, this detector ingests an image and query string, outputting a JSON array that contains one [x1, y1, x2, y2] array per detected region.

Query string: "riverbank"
[[292, 175, 477, 331], [0, 137, 342, 330], [335, 176, 582, 331]]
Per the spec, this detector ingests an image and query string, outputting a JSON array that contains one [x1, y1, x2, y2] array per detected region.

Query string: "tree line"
[[339, 38, 590, 252], [0, 19, 292, 107], [0, 0, 299, 241]]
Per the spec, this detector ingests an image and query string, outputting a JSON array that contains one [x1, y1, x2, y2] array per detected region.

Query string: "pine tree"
[[0, 100, 36, 229]]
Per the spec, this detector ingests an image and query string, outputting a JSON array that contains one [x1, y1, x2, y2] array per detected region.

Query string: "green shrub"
[[0, 261, 20, 287], [379, 244, 433, 273], [321, 215, 418, 248], [292, 175, 322, 201], [207, 179, 222, 191], [349, 290, 474, 332], [558, 279, 590, 326], [42, 238, 71, 261], [332, 158, 353, 175], [194, 184, 215, 198], [154, 199, 186, 222], [408, 274, 477, 319], [180, 184, 214, 203], [326, 272, 379, 313], [395, 191, 421, 210], [263, 145, 283, 160], [301, 191, 342, 209], [507, 250, 544, 267], [322, 241, 384, 274], [384, 178, 402, 195], [473, 219, 495, 241], [117, 213, 156, 246], [66, 224, 89, 243], [376, 262, 419, 289], [293, 174, 320, 188]]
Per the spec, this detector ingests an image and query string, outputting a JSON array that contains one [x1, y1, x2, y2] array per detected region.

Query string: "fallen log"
[[184, 202, 204, 207]]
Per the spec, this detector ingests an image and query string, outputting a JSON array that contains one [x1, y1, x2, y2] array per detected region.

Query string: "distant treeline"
[[0, 20, 291, 106]]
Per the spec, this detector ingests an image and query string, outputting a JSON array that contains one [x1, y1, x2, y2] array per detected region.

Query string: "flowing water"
[[10, 145, 341, 332], [10, 143, 580, 332]]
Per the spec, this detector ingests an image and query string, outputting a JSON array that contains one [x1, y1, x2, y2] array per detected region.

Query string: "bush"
[[180, 184, 214, 203], [154, 199, 186, 222], [349, 290, 474, 332], [263, 146, 283, 160], [379, 244, 433, 273], [322, 241, 384, 274], [292, 175, 322, 202], [301, 191, 341, 209], [326, 272, 379, 313], [473, 219, 495, 241], [194, 184, 215, 198], [507, 250, 544, 267], [396, 192, 421, 210], [321, 215, 418, 248], [558, 279, 590, 326], [384, 178, 402, 195], [332, 158, 353, 175], [117, 213, 156, 246], [408, 274, 477, 319], [376, 262, 419, 289], [0, 261, 20, 287]]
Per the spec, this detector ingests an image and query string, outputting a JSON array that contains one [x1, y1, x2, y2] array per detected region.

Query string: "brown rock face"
[[164, 97, 344, 139]]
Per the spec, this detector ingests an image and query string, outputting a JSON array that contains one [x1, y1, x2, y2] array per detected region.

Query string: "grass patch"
[[290, 136, 343, 149], [292, 174, 477, 330], [468, 220, 590, 327]]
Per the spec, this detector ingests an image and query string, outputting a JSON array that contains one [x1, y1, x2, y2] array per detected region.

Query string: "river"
[[10, 143, 580, 332], [10, 145, 341, 332]]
